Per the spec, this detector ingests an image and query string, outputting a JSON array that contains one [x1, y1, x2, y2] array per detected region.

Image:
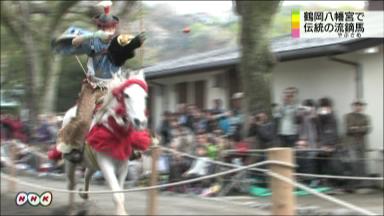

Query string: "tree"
[[234, 1, 281, 121], [1, 1, 81, 130], [1, 1, 136, 130]]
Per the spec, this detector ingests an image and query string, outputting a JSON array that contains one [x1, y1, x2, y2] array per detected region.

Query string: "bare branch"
[[0, 2, 22, 43], [1, 2, 51, 38], [48, 0, 81, 34], [28, 3, 52, 15], [115, 1, 137, 18], [1, 17, 22, 44]]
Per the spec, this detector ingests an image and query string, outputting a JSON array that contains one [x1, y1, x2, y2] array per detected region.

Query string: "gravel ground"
[[1, 174, 268, 215], [1, 172, 383, 216]]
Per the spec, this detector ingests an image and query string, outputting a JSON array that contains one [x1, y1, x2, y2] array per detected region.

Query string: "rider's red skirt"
[[86, 117, 151, 160]]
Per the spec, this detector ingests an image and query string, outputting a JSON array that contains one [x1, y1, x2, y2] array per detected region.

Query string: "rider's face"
[[101, 26, 116, 35]]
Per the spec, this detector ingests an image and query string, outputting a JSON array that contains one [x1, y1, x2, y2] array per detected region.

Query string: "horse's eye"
[[124, 93, 130, 99]]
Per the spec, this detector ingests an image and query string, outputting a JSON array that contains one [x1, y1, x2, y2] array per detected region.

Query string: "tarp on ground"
[[249, 185, 330, 197]]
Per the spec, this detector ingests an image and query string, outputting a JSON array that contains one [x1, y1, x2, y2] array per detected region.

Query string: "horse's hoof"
[[68, 209, 87, 216], [79, 188, 89, 200], [68, 208, 76, 216], [116, 211, 128, 215], [116, 208, 128, 215], [76, 209, 88, 216]]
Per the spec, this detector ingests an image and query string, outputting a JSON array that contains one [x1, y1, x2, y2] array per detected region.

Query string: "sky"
[[144, 1, 234, 17], [144, 1, 367, 17]]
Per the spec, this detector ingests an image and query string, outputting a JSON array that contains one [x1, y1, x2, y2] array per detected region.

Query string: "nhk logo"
[[16, 191, 52, 207]]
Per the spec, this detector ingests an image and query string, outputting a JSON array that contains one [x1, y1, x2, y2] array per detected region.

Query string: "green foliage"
[[55, 56, 83, 112], [227, 21, 239, 34], [270, 13, 291, 37], [0, 26, 25, 90], [190, 22, 209, 33]]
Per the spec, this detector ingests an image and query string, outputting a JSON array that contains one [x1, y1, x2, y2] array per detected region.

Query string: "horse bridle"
[[111, 79, 148, 125]]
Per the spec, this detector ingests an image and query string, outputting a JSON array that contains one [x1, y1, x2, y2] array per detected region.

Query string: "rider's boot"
[[129, 150, 142, 161], [58, 117, 88, 163]]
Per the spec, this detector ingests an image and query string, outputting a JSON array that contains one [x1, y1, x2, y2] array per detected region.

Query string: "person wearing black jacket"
[[159, 111, 173, 146], [316, 97, 343, 191], [248, 111, 275, 149]]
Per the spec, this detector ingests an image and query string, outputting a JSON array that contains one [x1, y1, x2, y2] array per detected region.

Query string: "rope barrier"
[[294, 173, 384, 180], [160, 147, 384, 181], [222, 149, 383, 161], [2, 141, 382, 181], [179, 147, 378, 215], [2, 146, 380, 215], [222, 148, 330, 153], [0, 160, 293, 194], [265, 171, 378, 216], [223, 148, 384, 153], [2, 161, 378, 215], [235, 152, 383, 162]]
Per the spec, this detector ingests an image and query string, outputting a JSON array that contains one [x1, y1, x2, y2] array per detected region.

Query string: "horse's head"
[[107, 70, 148, 130]]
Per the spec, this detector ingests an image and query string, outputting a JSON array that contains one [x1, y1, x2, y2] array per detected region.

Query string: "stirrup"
[[64, 149, 83, 164]]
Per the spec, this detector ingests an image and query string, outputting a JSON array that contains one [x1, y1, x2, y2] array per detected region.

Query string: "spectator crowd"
[[1, 113, 62, 173], [153, 87, 372, 195], [0, 86, 373, 196]]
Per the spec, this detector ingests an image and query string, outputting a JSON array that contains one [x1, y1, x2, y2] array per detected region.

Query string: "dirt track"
[[1, 175, 268, 215], [1, 174, 383, 215]]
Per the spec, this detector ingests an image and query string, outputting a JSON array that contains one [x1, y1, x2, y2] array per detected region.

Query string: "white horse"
[[61, 70, 150, 215]]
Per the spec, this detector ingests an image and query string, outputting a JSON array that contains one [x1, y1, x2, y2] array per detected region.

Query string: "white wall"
[[151, 85, 164, 131], [148, 45, 383, 176], [150, 70, 228, 129], [360, 45, 383, 152], [272, 56, 356, 134], [206, 75, 229, 111], [359, 45, 383, 176], [272, 45, 383, 176]]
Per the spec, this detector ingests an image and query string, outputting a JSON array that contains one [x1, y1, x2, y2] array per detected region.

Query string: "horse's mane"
[[93, 70, 146, 125], [93, 74, 127, 124]]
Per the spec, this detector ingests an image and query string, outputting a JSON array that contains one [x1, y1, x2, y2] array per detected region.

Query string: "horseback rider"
[[52, 1, 145, 163]]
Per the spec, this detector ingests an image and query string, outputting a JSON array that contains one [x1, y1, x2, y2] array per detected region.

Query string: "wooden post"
[[139, 0, 145, 68], [147, 137, 160, 216], [268, 147, 295, 216]]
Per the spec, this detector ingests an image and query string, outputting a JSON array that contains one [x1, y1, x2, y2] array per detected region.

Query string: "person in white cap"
[[343, 99, 371, 191], [275, 87, 300, 147]]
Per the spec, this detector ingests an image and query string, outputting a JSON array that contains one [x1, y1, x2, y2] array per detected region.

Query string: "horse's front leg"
[[96, 153, 128, 215], [118, 160, 130, 189], [65, 160, 77, 215], [79, 168, 96, 200]]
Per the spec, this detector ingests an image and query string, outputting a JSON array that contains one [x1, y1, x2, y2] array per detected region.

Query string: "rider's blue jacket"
[[52, 26, 142, 79], [82, 37, 121, 79]]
